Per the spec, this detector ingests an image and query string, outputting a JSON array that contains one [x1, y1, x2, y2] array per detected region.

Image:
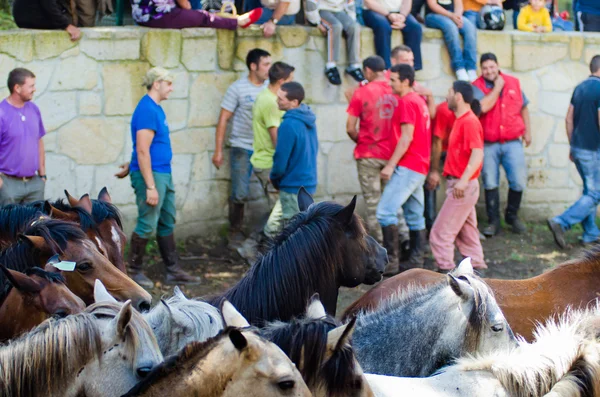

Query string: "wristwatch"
[[270, 18, 279, 24], [39, 174, 47, 180]]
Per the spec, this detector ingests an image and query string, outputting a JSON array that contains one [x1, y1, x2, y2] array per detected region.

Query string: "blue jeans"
[[362, 10, 423, 70], [463, 10, 483, 29], [376, 166, 426, 230], [230, 146, 253, 203], [482, 140, 527, 191], [425, 13, 477, 71], [189, 0, 202, 9], [553, 148, 600, 243]]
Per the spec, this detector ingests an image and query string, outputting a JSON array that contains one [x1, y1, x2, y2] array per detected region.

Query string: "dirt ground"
[[143, 221, 588, 319]]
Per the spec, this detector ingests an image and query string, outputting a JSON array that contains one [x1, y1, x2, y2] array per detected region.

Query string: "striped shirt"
[[221, 76, 268, 151]]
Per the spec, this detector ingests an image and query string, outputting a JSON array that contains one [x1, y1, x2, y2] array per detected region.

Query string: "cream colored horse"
[[123, 300, 311, 397]]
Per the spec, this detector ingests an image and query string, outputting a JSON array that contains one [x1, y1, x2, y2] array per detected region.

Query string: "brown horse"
[[342, 250, 600, 341], [0, 266, 85, 341], [0, 217, 152, 311]]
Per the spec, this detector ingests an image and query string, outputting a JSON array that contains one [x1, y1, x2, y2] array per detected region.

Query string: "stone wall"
[[0, 26, 597, 237]]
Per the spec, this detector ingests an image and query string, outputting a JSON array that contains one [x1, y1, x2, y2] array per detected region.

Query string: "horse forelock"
[[91, 199, 123, 230], [0, 311, 103, 396], [25, 267, 66, 284], [462, 275, 494, 354]]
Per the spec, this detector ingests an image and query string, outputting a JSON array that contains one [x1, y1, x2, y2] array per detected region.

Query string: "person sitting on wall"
[[517, 0, 552, 32], [13, 0, 82, 42], [244, 0, 301, 37], [130, 0, 263, 29], [462, 0, 503, 28]]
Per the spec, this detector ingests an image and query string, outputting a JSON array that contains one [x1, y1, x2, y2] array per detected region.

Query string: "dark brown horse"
[[0, 266, 85, 341], [342, 248, 600, 341], [0, 217, 151, 311]]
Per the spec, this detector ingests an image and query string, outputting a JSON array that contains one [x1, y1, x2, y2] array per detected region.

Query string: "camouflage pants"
[[356, 158, 409, 243]]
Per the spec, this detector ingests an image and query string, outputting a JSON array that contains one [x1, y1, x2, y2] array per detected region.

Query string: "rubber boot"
[[127, 233, 154, 289], [399, 232, 411, 262], [157, 234, 201, 285], [399, 229, 427, 272], [505, 189, 527, 234], [227, 200, 246, 250], [382, 225, 400, 277], [483, 188, 501, 237]]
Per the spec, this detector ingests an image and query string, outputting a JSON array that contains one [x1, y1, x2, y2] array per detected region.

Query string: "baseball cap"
[[142, 67, 173, 87]]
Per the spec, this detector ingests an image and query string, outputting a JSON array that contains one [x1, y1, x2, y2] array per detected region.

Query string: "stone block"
[[171, 128, 216, 154], [43, 132, 57, 153], [527, 155, 546, 168], [75, 165, 96, 197], [584, 46, 600, 66], [181, 28, 217, 38], [235, 36, 283, 63], [416, 41, 443, 81], [302, 51, 340, 104], [141, 30, 182, 68], [34, 31, 77, 60], [513, 43, 567, 72], [44, 154, 76, 199], [50, 55, 98, 91], [81, 39, 141, 61], [528, 168, 570, 189], [548, 144, 570, 168], [23, 60, 55, 96], [0, 54, 16, 89], [326, 141, 360, 195], [60, 47, 80, 58], [526, 187, 576, 203], [569, 162, 582, 186], [166, 69, 190, 99], [509, 71, 539, 111], [79, 92, 102, 115], [217, 29, 236, 70], [57, 118, 127, 165], [359, 29, 375, 61], [190, 151, 211, 182], [161, 99, 188, 131], [188, 72, 237, 127], [538, 62, 589, 92], [477, 31, 512, 69], [391, 30, 404, 50], [570, 36, 584, 61], [36, 92, 77, 132], [278, 26, 309, 48], [181, 38, 217, 71], [524, 113, 554, 155], [315, 105, 350, 142], [422, 28, 442, 40], [539, 91, 571, 117], [0, 31, 33, 62], [102, 62, 150, 116], [181, 180, 229, 220], [553, 122, 568, 143], [171, 154, 193, 208]]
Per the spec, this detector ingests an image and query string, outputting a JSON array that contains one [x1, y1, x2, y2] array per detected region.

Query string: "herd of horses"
[[0, 187, 600, 396]]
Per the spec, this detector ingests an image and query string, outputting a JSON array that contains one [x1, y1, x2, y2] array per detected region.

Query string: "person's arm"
[[542, 9, 553, 32], [480, 75, 505, 114], [270, 125, 294, 188], [452, 148, 483, 198], [39, 0, 81, 40], [565, 104, 574, 142], [521, 106, 531, 147], [453, 0, 463, 16], [38, 139, 46, 178], [263, 1, 291, 37], [213, 109, 233, 169], [346, 115, 359, 142], [426, 136, 443, 190], [399, 0, 412, 17], [363, 0, 393, 16], [176, 0, 192, 8], [136, 129, 159, 206], [381, 124, 414, 180], [268, 127, 278, 147]]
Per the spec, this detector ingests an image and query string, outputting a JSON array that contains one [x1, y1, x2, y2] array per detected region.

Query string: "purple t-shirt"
[[0, 99, 46, 177]]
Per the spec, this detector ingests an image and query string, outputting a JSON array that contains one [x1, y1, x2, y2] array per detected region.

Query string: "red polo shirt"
[[394, 91, 431, 175], [433, 101, 454, 151], [443, 110, 484, 180]]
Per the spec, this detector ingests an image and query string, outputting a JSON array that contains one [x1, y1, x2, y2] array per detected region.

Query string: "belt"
[[1, 173, 36, 182], [446, 176, 459, 180]]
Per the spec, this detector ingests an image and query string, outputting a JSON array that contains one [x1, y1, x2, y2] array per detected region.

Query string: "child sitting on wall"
[[517, 0, 553, 32]]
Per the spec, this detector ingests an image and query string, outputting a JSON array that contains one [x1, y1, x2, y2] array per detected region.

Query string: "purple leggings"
[[141, 8, 238, 29]]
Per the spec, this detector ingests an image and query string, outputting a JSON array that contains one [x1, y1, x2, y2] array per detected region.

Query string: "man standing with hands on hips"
[[0, 68, 47, 205]]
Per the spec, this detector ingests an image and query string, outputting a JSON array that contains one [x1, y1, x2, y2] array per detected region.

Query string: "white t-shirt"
[[363, 0, 403, 13], [260, 0, 301, 15]]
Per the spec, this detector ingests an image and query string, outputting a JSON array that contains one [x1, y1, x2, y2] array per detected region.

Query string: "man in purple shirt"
[[0, 68, 46, 205]]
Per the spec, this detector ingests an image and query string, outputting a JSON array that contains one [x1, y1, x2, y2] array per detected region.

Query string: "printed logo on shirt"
[[437, 0, 452, 5], [423, 104, 431, 130], [245, 95, 255, 104], [377, 94, 399, 120]]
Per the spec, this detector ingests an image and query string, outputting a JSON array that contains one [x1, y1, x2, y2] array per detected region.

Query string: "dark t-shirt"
[[570, 76, 600, 150], [426, 0, 454, 14]]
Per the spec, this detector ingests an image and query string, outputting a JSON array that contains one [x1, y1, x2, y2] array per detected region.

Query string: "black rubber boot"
[[127, 233, 154, 289], [483, 188, 501, 237], [157, 234, 201, 285], [228, 200, 246, 250], [399, 229, 427, 272], [382, 225, 400, 277], [505, 189, 527, 234]]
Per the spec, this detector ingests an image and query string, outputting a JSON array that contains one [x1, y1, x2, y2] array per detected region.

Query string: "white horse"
[[366, 305, 600, 397]]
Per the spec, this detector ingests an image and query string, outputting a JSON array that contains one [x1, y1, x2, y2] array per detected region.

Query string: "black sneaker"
[[325, 67, 342, 85], [547, 218, 566, 249], [346, 67, 366, 84]]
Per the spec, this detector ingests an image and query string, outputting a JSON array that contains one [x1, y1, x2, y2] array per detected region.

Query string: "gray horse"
[[352, 258, 519, 377]]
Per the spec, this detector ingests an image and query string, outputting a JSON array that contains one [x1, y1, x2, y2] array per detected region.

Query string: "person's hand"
[[391, 21, 406, 29], [397, 13, 406, 23], [0, 176, 4, 190], [450, 13, 463, 28], [146, 188, 159, 206], [66, 24, 81, 42], [452, 179, 468, 199], [212, 151, 223, 169], [413, 84, 432, 97], [114, 162, 130, 179], [523, 132, 532, 147], [317, 22, 327, 36], [494, 74, 505, 90], [426, 170, 441, 190], [569, 152, 574, 163], [263, 20, 277, 38], [380, 164, 395, 181]]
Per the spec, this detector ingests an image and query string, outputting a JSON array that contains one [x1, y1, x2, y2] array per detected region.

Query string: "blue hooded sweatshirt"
[[270, 103, 318, 194]]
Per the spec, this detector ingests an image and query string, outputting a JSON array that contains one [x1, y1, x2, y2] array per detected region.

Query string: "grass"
[[0, 9, 14, 30]]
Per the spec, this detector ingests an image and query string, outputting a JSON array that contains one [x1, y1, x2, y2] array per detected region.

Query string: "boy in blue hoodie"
[[270, 82, 319, 223]]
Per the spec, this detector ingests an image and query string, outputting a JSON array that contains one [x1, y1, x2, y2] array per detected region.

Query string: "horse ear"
[[46, 202, 78, 222], [65, 189, 78, 207], [173, 286, 188, 300], [98, 187, 112, 204], [0, 266, 42, 293], [20, 235, 50, 252], [115, 300, 133, 338], [334, 195, 357, 225], [94, 279, 118, 304], [327, 317, 357, 352], [454, 257, 474, 276], [221, 300, 251, 328], [306, 293, 327, 319], [297, 187, 314, 212], [229, 329, 248, 352], [447, 275, 474, 301], [77, 194, 93, 215]]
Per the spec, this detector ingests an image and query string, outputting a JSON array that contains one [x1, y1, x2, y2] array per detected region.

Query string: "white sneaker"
[[456, 69, 469, 81], [467, 70, 478, 82]]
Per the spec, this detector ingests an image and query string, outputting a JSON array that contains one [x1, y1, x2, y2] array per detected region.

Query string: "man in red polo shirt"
[[473, 52, 532, 238], [376, 64, 431, 276], [429, 81, 486, 272]]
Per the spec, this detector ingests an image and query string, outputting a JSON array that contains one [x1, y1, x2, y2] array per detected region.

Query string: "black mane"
[[262, 315, 358, 396], [91, 199, 123, 230], [0, 203, 46, 240], [210, 201, 364, 326]]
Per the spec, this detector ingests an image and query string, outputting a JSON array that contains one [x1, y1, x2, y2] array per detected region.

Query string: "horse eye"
[[77, 262, 93, 272], [277, 380, 295, 390], [491, 324, 504, 332]]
